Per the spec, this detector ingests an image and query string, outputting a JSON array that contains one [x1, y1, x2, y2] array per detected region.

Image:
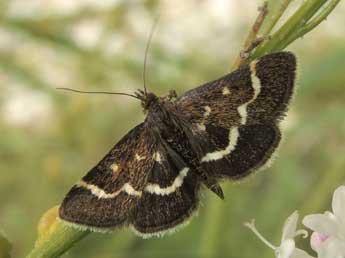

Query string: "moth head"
[[144, 93, 159, 110], [134, 90, 159, 112]]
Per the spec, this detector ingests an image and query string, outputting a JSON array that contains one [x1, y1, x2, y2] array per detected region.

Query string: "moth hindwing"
[[59, 51, 297, 237]]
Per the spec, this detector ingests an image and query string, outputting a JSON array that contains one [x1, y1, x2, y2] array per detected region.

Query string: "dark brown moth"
[[59, 51, 296, 237]]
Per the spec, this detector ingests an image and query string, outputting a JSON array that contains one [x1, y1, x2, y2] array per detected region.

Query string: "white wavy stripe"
[[145, 167, 189, 195], [237, 61, 261, 125], [77, 167, 190, 198], [77, 181, 142, 199], [201, 127, 239, 162]]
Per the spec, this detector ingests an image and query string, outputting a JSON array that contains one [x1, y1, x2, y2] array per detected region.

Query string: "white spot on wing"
[[204, 106, 211, 117], [222, 87, 230, 95], [196, 106, 212, 132], [154, 152, 162, 163], [237, 61, 261, 125], [201, 127, 239, 162], [110, 163, 119, 173], [135, 153, 145, 161], [197, 123, 206, 131], [145, 167, 189, 195]]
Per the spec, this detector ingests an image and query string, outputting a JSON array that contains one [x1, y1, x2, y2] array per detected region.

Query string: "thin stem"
[[285, 0, 342, 46], [231, 2, 268, 70], [244, 219, 277, 250], [259, 0, 294, 36], [252, 0, 329, 58]]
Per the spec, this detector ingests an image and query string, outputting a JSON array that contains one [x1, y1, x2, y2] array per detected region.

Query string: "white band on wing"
[[77, 181, 142, 199], [145, 167, 189, 196], [237, 61, 262, 125], [77, 167, 190, 198], [201, 127, 239, 162]]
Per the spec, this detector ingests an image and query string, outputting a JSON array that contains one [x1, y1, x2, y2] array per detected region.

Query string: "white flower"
[[303, 186, 345, 258], [245, 211, 314, 258]]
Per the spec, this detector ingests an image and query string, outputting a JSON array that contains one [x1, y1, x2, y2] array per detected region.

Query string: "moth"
[[59, 51, 296, 237]]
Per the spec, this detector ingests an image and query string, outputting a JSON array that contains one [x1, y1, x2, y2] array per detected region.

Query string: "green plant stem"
[[25, 222, 89, 258], [285, 0, 342, 47], [231, 2, 268, 70], [252, 0, 329, 58], [259, 0, 294, 36]]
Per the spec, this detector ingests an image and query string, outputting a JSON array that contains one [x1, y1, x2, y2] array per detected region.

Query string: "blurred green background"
[[1, 0, 345, 257]]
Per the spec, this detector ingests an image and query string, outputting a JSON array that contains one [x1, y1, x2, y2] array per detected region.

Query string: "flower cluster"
[[245, 186, 345, 258]]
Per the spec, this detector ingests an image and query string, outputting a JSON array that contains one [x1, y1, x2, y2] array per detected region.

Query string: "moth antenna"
[[143, 15, 160, 96], [56, 87, 141, 100]]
